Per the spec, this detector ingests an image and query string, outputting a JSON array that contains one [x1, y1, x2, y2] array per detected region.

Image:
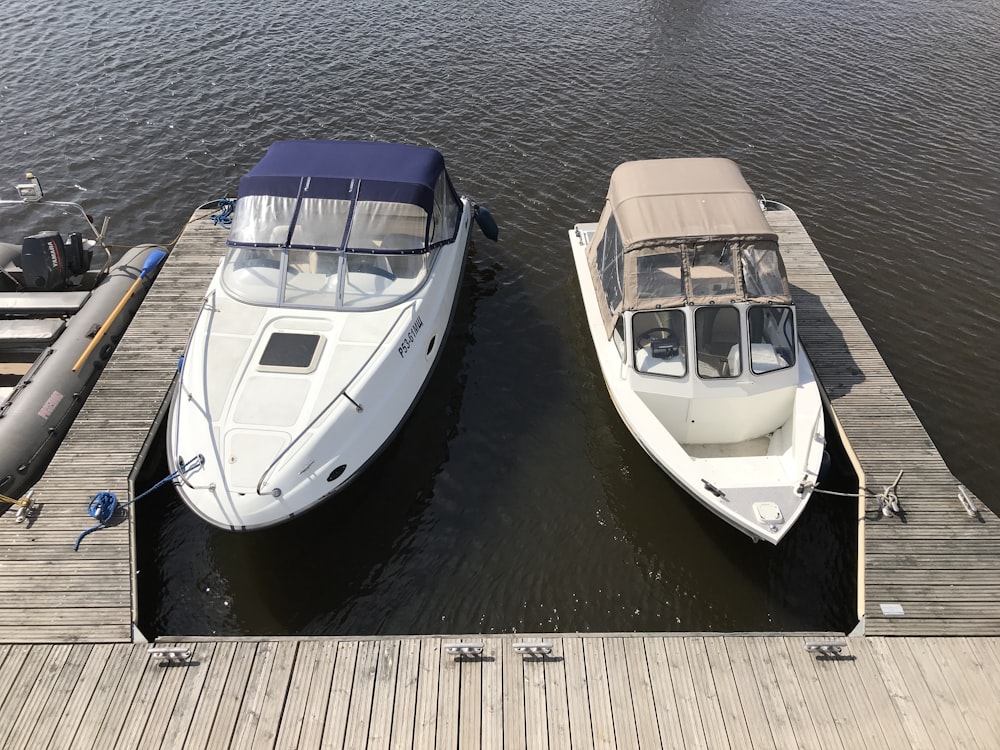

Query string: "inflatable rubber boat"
[[0, 174, 166, 501]]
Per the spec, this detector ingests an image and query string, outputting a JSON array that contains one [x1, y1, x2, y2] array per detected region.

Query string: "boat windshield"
[[632, 309, 687, 377], [222, 140, 463, 310], [747, 305, 795, 373], [220, 246, 437, 310]]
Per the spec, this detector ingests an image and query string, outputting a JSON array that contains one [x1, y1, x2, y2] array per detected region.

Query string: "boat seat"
[[0, 291, 90, 317], [0, 319, 66, 349]]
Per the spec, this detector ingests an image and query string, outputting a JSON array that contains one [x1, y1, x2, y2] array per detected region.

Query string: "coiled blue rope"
[[210, 199, 235, 228], [74, 455, 205, 550]]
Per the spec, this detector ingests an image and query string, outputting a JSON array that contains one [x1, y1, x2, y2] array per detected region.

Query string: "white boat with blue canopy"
[[168, 139, 497, 530], [569, 157, 826, 544]]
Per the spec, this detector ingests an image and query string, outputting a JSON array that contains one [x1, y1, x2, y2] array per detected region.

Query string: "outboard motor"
[[20, 231, 68, 290], [64, 232, 93, 276]]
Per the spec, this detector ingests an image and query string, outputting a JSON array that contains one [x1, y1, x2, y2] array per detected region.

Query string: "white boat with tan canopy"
[[168, 139, 497, 531], [569, 157, 826, 543]]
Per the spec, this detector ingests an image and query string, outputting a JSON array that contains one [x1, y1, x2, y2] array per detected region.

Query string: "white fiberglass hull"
[[168, 202, 472, 530], [569, 225, 826, 544]]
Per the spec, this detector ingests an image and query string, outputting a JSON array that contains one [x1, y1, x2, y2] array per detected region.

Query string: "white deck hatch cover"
[[753, 502, 783, 524]]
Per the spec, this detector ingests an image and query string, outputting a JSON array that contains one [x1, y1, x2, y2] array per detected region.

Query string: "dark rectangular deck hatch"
[[259, 332, 321, 369]]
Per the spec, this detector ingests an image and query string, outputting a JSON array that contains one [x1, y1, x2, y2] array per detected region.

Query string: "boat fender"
[[473, 205, 499, 242]]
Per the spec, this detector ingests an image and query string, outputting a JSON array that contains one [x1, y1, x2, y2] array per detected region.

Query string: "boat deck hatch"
[[753, 502, 784, 524], [258, 332, 324, 373]]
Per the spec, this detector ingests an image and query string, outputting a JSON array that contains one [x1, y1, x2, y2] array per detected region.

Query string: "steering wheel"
[[351, 258, 397, 281], [636, 327, 678, 348], [243, 255, 298, 275], [354, 264, 396, 280]]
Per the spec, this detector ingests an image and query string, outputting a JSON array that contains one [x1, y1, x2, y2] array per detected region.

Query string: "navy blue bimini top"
[[236, 140, 448, 214]]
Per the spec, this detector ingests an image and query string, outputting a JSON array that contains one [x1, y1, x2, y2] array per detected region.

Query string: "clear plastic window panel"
[[430, 173, 461, 245], [228, 195, 299, 246], [282, 249, 340, 307], [340, 249, 436, 309], [632, 309, 686, 377], [695, 305, 741, 378], [748, 306, 796, 373], [741, 241, 786, 297], [220, 247, 282, 305], [346, 200, 428, 251], [598, 216, 624, 313], [289, 197, 351, 249], [689, 241, 736, 297], [636, 250, 683, 300]]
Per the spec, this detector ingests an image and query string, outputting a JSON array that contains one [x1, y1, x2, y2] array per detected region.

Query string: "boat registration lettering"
[[398, 316, 424, 358], [37, 390, 64, 420]]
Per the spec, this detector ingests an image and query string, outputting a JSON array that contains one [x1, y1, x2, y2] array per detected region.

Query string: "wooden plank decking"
[[770, 207, 1000, 636], [0, 634, 997, 749], [0, 208, 228, 642], [0, 203, 998, 746]]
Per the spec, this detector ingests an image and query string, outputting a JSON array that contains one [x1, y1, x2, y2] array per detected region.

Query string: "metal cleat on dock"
[[148, 646, 192, 664], [513, 642, 553, 657], [877, 471, 903, 518], [805, 639, 847, 656], [444, 642, 484, 658], [957, 484, 983, 521], [1, 489, 35, 524]]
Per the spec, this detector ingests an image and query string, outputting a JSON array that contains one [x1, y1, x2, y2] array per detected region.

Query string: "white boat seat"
[[0, 291, 90, 317], [697, 353, 723, 378], [0, 319, 66, 349], [729, 343, 788, 375], [635, 345, 686, 376]]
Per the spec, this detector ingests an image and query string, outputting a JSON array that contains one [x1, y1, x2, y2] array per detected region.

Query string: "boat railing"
[[174, 290, 224, 492], [254, 301, 419, 497]]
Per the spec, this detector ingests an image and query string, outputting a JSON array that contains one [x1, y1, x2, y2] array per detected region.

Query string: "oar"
[[71, 248, 167, 372]]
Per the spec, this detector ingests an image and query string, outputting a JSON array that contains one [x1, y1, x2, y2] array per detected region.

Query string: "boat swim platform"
[[1, 633, 1000, 749], [0, 204, 998, 746]]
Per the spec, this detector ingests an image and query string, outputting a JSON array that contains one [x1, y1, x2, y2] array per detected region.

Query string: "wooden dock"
[[770, 207, 1000, 636], [0, 203, 998, 746], [1, 634, 1000, 749], [0, 207, 228, 642]]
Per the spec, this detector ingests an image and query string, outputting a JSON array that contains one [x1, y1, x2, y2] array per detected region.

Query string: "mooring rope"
[[209, 198, 235, 228], [73, 455, 205, 551], [805, 469, 904, 520]]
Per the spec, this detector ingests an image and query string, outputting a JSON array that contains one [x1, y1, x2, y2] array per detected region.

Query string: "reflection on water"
[[5, 0, 998, 636]]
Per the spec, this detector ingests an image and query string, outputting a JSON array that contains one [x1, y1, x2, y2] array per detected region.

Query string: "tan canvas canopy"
[[586, 158, 792, 337]]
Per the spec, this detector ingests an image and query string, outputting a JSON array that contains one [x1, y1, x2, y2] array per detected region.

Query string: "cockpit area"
[[630, 304, 797, 380]]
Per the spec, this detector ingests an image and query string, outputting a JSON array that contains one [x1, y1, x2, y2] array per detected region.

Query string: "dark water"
[[3, 0, 998, 637]]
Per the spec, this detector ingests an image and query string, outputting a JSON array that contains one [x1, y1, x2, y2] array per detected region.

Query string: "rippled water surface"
[[3, 0, 998, 637]]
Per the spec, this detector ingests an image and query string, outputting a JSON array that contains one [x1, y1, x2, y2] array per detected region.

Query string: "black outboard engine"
[[64, 232, 93, 276], [21, 231, 68, 291]]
